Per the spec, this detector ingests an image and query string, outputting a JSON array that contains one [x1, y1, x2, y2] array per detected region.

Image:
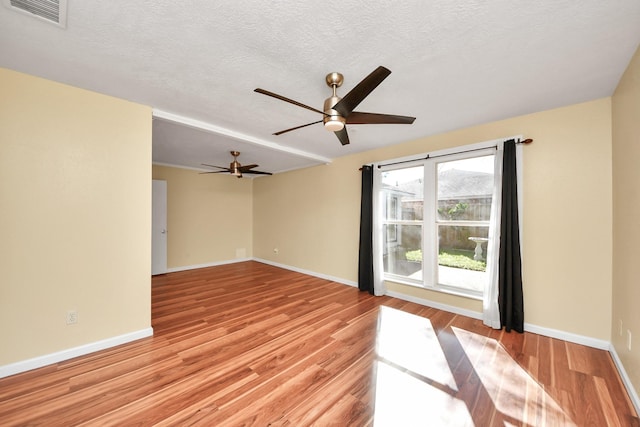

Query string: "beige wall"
[[612, 46, 640, 396], [0, 68, 152, 365], [253, 160, 361, 279], [152, 165, 253, 268], [254, 98, 613, 340]]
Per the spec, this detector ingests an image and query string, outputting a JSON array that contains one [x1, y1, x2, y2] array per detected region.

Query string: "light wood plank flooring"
[[0, 261, 637, 426]]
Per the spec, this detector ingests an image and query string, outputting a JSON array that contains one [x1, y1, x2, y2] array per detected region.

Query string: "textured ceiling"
[[2, 1, 639, 176]]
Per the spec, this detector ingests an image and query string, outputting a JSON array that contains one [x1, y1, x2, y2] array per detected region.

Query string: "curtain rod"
[[368, 138, 533, 170]]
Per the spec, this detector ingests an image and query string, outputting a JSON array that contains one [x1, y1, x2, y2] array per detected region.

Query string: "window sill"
[[383, 276, 483, 301]]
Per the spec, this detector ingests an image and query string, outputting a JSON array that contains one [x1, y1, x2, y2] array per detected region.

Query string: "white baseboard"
[[385, 289, 483, 320], [0, 327, 153, 379], [523, 322, 610, 350], [386, 289, 610, 349], [253, 257, 358, 288], [609, 344, 640, 415], [164, 258, 252, 273]]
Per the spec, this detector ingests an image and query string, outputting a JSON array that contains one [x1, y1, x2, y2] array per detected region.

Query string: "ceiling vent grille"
[[4, 0, 67, 28]]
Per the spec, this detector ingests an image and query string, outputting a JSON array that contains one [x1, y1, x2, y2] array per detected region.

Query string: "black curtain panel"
[[358, 165, 375, 294], [498, 140, 525, 332]]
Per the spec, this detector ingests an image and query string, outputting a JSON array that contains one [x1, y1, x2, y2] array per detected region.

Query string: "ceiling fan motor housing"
[[229, 151, 242, 176], [323, 95, 346, 132]]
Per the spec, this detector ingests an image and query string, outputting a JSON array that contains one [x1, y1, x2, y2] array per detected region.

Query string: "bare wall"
[[612, 45, 640, 397], [0, 68, 152, 365]]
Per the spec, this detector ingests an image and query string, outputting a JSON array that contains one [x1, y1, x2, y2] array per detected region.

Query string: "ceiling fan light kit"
[[323, 112, 346, 132], [255, 66, 416, 146]]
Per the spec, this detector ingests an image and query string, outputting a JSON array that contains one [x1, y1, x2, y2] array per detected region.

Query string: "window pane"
[[437, 225, 488, 293], [383, 224, 422, 280], [382, 166, 424, 221], [437, 156, 494, 221]]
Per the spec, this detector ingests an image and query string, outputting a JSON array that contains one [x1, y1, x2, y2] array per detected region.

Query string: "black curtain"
[[498, 140, 524, 332], [358, 165, 375, 294]]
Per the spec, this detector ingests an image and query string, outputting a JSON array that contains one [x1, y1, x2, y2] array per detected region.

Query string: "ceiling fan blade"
[[239, 164, 258, 171], [244, 170, 273, 175], [199, 170, 230, 174], [254, 89, 328, 116], [334, 127, 350, 146], [332, 66, 391, 117], [273, 120, 323, 136], [201, 163, 229, 170], [346, 111, 416, 125]]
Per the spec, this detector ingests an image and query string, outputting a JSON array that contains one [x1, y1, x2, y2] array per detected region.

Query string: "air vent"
[[4, 0, 67, 28]]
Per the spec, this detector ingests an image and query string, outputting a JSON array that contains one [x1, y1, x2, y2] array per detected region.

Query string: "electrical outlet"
[[66, 310, 78, 325], [627, 330, 632, 351]]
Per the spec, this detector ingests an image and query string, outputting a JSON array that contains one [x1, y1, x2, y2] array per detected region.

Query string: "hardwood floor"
[[0, 261, 637, 426]]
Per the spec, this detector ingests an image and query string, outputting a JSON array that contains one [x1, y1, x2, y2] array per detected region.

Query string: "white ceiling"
[[2, 1, 639, 176]]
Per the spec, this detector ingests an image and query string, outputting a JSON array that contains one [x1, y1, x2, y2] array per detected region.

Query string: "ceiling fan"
[[254, 66, 416, 146], [201, 151, 272, 178]]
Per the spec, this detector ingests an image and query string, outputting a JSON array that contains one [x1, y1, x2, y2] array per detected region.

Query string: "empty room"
[[1, 1, 640, 425]]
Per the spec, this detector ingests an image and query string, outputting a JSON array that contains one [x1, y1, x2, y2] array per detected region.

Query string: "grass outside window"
[[405, 249, 486, 272]]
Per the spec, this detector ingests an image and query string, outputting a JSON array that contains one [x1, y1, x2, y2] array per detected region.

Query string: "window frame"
[[380, 165, 425, 286], [378, 140, 503, 300]]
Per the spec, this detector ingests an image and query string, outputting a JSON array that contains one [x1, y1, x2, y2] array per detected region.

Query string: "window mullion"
[[436, 220, 490, 227], [422, 161, 437, 288]]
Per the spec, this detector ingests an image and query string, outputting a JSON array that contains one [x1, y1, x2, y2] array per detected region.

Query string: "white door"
[[152, 180, 167, 275]]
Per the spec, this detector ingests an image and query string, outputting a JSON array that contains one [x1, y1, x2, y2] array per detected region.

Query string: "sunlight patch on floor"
[[373, 361, 473, 427], [452, 327, 576, 426], [372, 306, 577, 426], [375, 306, 457, 390], [373, 306, 472, 426]]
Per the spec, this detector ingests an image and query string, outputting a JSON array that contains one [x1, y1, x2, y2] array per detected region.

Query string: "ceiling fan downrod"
[[323, 72, 346, 132]]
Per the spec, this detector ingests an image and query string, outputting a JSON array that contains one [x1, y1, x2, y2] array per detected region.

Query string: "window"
[[382, 166, 424, 281], [380, 149, 496, 299]]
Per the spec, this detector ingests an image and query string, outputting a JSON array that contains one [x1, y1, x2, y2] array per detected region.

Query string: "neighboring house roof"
[[438, 169, 493, 199], [381, 183, 416, 197], [384, 169, 493, 200]]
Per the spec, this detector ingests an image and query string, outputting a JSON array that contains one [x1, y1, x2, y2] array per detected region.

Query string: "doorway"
[[152, 180, 167, 275]]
